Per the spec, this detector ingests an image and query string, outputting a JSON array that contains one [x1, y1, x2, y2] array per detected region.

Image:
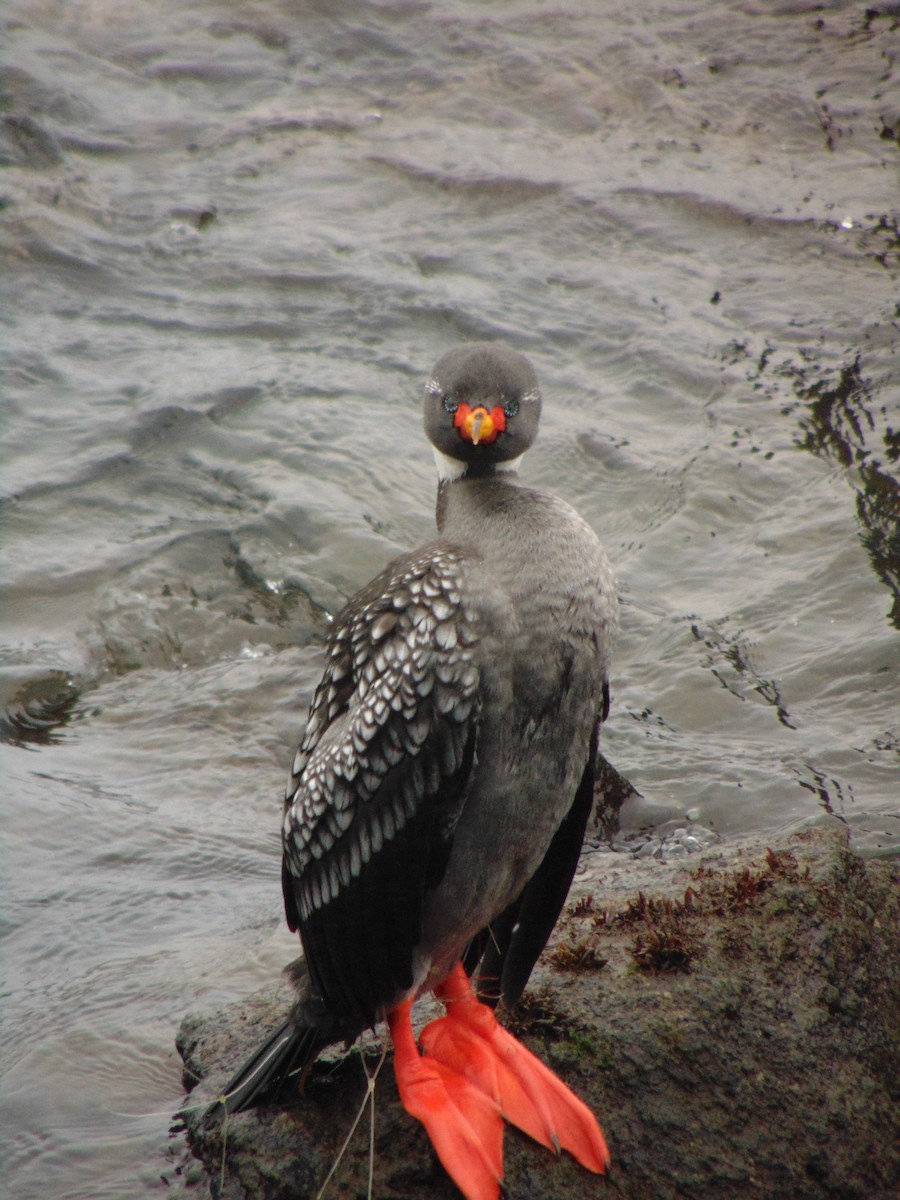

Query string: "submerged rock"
[[173, 829, 899, 1199]]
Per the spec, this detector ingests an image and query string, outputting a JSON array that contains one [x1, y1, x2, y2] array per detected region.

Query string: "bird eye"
[[504, 398, 519, 418], [443, 395, 459, 414]]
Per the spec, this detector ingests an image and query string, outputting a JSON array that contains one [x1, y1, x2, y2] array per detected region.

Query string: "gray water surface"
[[2, 2, 898, 1197]]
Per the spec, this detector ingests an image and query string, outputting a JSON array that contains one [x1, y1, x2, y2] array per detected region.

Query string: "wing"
[[281, 545, 480, 1032]]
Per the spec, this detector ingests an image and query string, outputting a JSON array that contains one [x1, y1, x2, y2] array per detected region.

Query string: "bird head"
[[423, 343, 542, 478]]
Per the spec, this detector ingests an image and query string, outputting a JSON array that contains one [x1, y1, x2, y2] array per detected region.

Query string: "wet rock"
[[611, 818, 719, 862], [175, 829, 899, 1199]]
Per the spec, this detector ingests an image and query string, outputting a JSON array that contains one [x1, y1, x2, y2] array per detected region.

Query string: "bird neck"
[[434, 468, 524, 534]]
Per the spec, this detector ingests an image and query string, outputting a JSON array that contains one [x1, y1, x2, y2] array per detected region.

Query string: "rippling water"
[[2, 2, 898, 1196]]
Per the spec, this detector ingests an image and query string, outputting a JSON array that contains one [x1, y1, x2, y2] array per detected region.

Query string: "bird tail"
[[206, 1019, 322, 1119]]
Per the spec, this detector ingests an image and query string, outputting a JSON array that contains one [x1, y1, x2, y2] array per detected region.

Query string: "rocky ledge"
[[172, 827, 899, 1199]]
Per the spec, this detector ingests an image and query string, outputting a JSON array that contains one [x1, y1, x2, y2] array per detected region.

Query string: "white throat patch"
[[432, 447, 524, 481]]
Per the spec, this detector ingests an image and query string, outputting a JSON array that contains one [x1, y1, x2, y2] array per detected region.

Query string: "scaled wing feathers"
[[281, 547, 480, 1027]]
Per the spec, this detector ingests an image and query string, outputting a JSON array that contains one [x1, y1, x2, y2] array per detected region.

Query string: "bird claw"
[[388, 965, 610, 1200], [389, 1000, 503, 1200], [423, 963, 610, 1174]]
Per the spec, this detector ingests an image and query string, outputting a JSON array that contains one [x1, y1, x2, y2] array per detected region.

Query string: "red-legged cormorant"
[[210, 344, 618, 1199]]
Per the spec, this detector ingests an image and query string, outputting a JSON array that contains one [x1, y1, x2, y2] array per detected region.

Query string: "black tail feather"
[[206, 1020, 322, 1120]]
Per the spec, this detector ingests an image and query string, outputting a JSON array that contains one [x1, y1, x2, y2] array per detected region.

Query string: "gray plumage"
[[215, 343, 617, 1114]]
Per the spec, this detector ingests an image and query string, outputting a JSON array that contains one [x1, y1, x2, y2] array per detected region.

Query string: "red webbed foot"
[[421, 963, 610, 1175], [388, 999, 504, 1200]]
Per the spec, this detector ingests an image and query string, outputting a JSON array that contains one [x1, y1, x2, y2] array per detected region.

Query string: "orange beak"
[[453, 404, 506, 446]]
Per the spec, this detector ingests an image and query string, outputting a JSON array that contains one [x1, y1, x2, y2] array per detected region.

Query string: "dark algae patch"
[[728, 338, 900, 632], [0, 671, 82, 746], [793, 355, 900, 628], [554, 846, 811, 976]]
